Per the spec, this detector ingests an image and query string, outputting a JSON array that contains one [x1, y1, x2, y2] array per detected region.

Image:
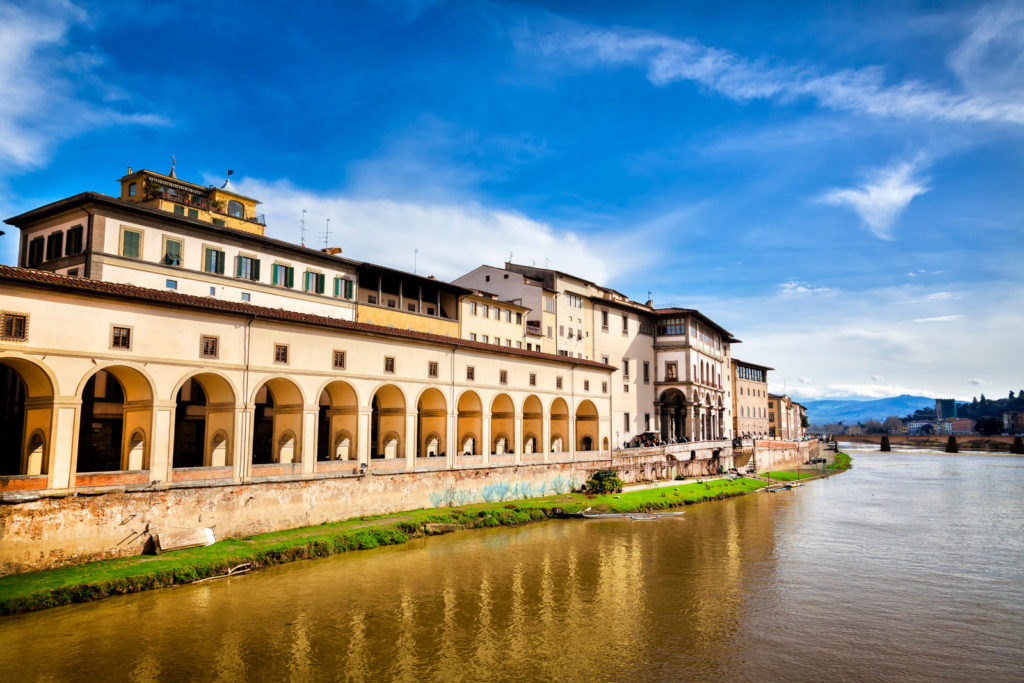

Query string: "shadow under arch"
[[371, 384, 406, 459], [417, 387, 446, 458], [172, 371, 237, 468], [76, 365, 155, 473], [0, 355, 56, 476], [318, 380, 359, 461], [252, 377, 304, 464], [576, 399, 599, 451], [457, 390, 482, 455]]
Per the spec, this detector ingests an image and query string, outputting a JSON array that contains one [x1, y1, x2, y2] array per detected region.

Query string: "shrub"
[[583, 470, 624, 494]]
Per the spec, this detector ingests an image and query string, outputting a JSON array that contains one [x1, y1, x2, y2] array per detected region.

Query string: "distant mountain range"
[[801, 394, 936, 425]]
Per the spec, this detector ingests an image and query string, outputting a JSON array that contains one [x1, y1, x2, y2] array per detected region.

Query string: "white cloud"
[[778, 280, 833, 296], [520, 6, 1024, 125], [234, 178, 620, 284], [963, 378, 987, 386], [871, 375, 884, 382], [912, 314, 964, 323], [819, 158, 930, 239], [0, 1, 165, 169]]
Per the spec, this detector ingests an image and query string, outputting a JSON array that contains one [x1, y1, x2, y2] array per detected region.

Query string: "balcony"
[[146, 188, 266, 226]]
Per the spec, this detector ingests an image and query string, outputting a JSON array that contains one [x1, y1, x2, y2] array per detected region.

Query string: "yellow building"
[[731, 359, 771, 438]]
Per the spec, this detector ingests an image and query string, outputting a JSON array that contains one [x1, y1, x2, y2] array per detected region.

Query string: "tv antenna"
[[414, 248, 418, 274], [297, 209, 307, 247], [544, 257, 550, 268], [320, 218, 331, 249]]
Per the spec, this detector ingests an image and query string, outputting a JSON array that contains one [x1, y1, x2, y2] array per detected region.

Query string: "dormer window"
[[227, 200, 244, 218], [128, 182, 137, 196]]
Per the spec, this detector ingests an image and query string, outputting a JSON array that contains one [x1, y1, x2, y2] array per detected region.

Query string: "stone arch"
[[252, 377, 304, 465], [76, 365, 154, 473], [575, 399, 598, 452], [658, 388, 686, 442], [491, 393, 514, 455], [457, 391, 482, 456], [318, 380, 359, 462], [172, 372, 236, 469], [522, 394, 542, 455], [550, 397, 569, 454], [371, 384, 406, 459], [0, 355, 56, 476], [417, 388, 447, 458]]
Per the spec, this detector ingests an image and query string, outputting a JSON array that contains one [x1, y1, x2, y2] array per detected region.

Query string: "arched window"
[[227, 200, 244, 218]]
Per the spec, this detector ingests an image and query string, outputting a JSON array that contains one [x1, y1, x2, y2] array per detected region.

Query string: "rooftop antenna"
[[169, 154, 177, 178], [298, 209, 307, 247], [320, 218, 331, 249], [544, 257, 550, 268], [508, 250, 513, 263], [414, 248, 418, 274]]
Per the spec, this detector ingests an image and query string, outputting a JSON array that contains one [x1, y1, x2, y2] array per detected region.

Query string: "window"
[[128, 181, 137, 196], [602, 355, 609, 365], [623, 358, 630, 378], [227, 200, 245, 218], [174, 204, 185, 215], [657, 317, 686, 336], [645, 413, 651, 430], [304, 271, 325, 294], [584, 380, 590, 391], [272, 264, 295, 287], [1, 313, 27, 341], [601, 310, 609, 329], [602, 382, 608, 393], [516, 341, 522, 349], [384, 357, 395, 373], [209, 286, 216, 296], [622, 315, 629, 333], [334, 277, 354, 299], [67, 268, 79, 277], [426, 306, 435, 315], [547, 326, 553, 338], [623, 384, 629, 393], [241, 292, 251, 302], [27, 237, 44, 266], [274, 344, 289, 364], [505, 339, 512, 347], [543, 297, 555, 313], [499, 370, 508, 385], [516, 312, 522, 324], [236, 255, 260, 281], [166, 279, 177, 289], [504, 310, 511, 322], [559, 325, 564, 337], [213, 218, 226, 226], [163, 238, 183, 266], [333, 350, 346, 369], [643, 361, 650, 384], [469, 301, 477, 315], [428, 361, 439, 378], [387, 299, 396, 308], [45, 232, 63, 260], [466, 366, 475, 381], [408, 303, 416, 311], [187, 208, 199, 219], [556, 377, 563, 389], [121, 228, 142, 259], [485, 275, 490, 282], [200, 335, 219, 359], [529, 373, 536, 387], [482, 335, 489, 344], [624, 413, 630, 431], [65, 225, 83, 255], [468, 333, 477, 341], [112, 326, 131, 349], [481, 304, 489, 317], [666, 362, 678, 381], [565, 293, 583, 308], [203, 247, 225, 274]]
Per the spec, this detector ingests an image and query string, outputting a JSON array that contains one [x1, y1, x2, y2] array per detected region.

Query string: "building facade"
[[731, 359, 771, 438]]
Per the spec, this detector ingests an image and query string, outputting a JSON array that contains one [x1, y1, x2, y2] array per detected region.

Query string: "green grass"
[[0, 477, 766, 616], [760, 470, 821, 482], [829, 452, 853, 470]]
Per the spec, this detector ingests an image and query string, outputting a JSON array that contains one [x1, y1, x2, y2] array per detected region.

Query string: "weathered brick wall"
[[754, 440, 819, 471]]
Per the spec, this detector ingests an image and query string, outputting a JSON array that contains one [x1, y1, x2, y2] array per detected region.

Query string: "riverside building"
[[731, 359, 771, 438]]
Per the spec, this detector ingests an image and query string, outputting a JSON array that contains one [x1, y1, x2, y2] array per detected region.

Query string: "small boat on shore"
[[766, 485, 794, 493]]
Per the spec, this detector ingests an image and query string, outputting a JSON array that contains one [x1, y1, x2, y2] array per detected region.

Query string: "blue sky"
[[1, 0, 1022, 401]]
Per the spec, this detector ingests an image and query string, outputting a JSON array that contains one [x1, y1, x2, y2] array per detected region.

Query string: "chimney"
[[645, 299, 654, 307], [127, 166, 133, 175]]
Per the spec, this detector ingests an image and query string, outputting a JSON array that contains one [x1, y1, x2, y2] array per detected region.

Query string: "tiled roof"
[[0, 265, 614, 371], [732, 358, 774, 371], [654, 307, 739, 342]]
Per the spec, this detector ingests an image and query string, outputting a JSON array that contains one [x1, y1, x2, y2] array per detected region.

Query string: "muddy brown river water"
[[2, 449, 1023, 681]]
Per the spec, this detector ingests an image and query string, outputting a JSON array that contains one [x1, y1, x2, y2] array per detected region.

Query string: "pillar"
[[405, 411, 416, 470], [514, 412, 523, 464], [48, 399, 80, 490], [542, 413, 551, 463], [151, 401, 174, 483], [357, 408, 371, 467], [301, 409, 317, 473], [482, 414, 491, 465], [446, 411, 457, 468]]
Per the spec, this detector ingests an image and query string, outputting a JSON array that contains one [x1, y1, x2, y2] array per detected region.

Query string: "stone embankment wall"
[[754, 440, 820, 471], [0, 439, 745, 575]]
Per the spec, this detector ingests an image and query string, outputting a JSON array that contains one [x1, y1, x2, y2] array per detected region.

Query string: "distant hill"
[[802, 395, 934, 424]]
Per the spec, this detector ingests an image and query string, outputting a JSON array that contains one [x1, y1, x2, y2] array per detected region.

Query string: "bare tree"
[[883, 415, 903, 434], [864, 419, 883, 434]]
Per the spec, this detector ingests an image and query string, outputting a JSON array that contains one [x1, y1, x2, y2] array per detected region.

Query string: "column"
[[405, 411, 416, 470], [514, 412, 523, 464], [236, 404, 252, 482], [568, 417, 576, 461], [301, 409, 317, 473], [446, 411, 456, 468], [150, 401, 174, 484], [482, 414, 491, 465], [48, 398, 80, 490], [357, 409, 371, 467], [542, 414, 551, 463]]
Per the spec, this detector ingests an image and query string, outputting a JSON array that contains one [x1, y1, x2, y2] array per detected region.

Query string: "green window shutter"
[[334, 277, 341, 297], [252, 259, 260, 281], [235, 256, 243, 278], [272, 265, 279, 285], [123, 231, 139, 258], [216, 251, 225, 274], [345, 279, 354, 299], [316, 275, 324, 294], [286, 267, 294, 288]]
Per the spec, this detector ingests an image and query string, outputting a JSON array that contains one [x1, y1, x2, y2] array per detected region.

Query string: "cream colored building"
[[768, 393, 803, 440], [731, 359, 771, 438], [0, 266, 614, 489], [460, 292, 529, 349]]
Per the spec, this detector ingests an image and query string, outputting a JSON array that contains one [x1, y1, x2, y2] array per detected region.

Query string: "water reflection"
[[2, 453, 1023, 681]]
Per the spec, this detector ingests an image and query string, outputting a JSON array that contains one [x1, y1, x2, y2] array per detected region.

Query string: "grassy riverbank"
[[0, 476, 765, 616], [762, 470, 821, 482]]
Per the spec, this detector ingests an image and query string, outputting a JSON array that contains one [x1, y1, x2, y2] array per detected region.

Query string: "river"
[[2, 449, 1023, 681]]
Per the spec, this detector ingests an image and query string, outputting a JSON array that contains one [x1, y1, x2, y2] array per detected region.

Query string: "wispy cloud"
[[963, 378, 987, 386], [519, 4, 1024, 125], [0, 1, 165, 169], [912, 314, 964, 323], [778, 280, 833, 296], [819, 158, 930, 239]]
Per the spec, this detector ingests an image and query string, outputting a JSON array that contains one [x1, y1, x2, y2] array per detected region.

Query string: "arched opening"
[[173, 373, 235, 469], [227, 200, 245, 218], [659, 389, 686, 442], [457, 391, 482, 456], [371, 385, 405, 459], [77, 366, 153, 472], [550, 397, 569, 454], [575, 399, 599, 452], [522, 395, 542, 455], [252, 378, 303, 464], [318, 381, 359, 461], [491, 393, 514, 455], [0, 358, 55, 476], [417, 388, 447, 458], [602, 436, 609, 451]]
